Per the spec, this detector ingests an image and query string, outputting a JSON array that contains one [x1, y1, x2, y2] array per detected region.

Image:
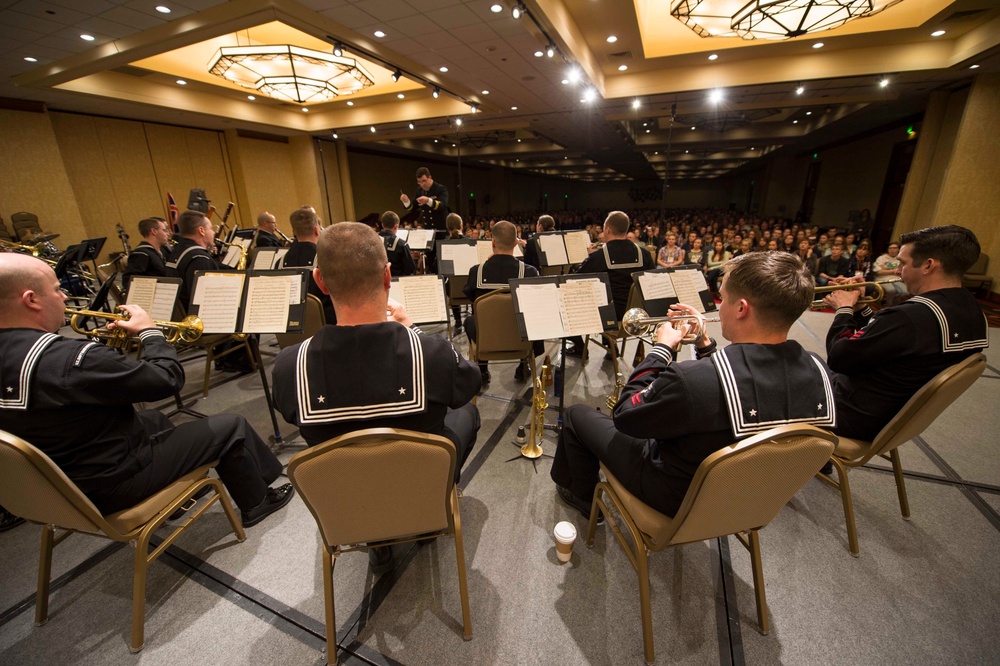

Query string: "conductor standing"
[[400, 167, 449, 231]]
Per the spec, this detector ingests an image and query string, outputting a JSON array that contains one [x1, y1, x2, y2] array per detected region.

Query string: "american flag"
[[166, 192, 179, 232]]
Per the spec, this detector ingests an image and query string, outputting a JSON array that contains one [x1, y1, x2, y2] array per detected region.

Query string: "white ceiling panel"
[[319, 5, 378, 30], [425, 4, 480, 30], [385, 13, 442, 37], [101, 6, 168, 30], [9, 1, 90, 25], [44, 0, 117, 12], [359, 0, 419, 22]]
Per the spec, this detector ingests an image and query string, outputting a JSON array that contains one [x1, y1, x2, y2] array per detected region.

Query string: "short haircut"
[[316, 222, 387, 308], [446, 213, 463, 236], [492, 220, 517, 250], [415, 167, 430, 179], [537, 215, 555, 231], [722, 251, 814, 330], [289, 206, 320, 236], [257, 212, 275, 226], [177, 210, 209, 236], [138, 217, 165, 237], [380, 211, 400, 230], [899, 225, 980, 275], [604, 211, 630, 235], [0, 254, 46, 306]]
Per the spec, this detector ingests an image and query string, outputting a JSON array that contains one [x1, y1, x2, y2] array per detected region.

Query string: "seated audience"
[[657, 234, 685, 268], [816, 244, 852, 286]]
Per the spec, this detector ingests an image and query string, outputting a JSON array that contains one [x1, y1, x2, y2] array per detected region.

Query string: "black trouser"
[[443, 403, 481, 483], [92, 411, 282, 515]]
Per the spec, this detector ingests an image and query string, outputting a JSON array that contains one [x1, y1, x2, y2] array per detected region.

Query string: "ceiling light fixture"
[[155, 5, 171, 13], [671, 0, 904, 40], [374, 30, 386, 38], [534, 50, 543, 57], [583, 88, 597, 102], [470, 104, 479, 113], [812, 42, 824, 48], [490, 4, 503, 12], [80, 34, 95, 41], [346, 100, 354, 106], [391, 68, 402, 82], [208, 45, 375, 104], [433, 87, 440, 98], [931, 29, 945, 37], [247, 95, 255, 100], [397, 93, 405, 98], [632, 99, 641, 109], [546, 44, 556, 58], [302, 107, 309, 112], [709, 88, 724, 104], [805, 110, 811, 115], [176, 79, 187, 85], [24, 56, 37, 62], [795, 84, 805, 94], [879, 77, 889, 88], [409, 122, 414, 129], [708, 53, 718, 60], [607, 35, 618, 43], [370, 126, 376, 132], [333, 42, 343, 57], [455, 117, 463, 126], [969, 64, 980, 69], [439, 66, 449, 72], [511, 106, 518, 110], [618, 64, 628, 71], [512, 3, 526, 19], [482, 90, 490, 94], [332, 131, 338, 138]]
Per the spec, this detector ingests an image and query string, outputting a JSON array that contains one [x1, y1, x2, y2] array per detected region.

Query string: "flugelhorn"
[[811, 281, 884, 309], [66, 307, 203, 348], [621, 308, 720, 342]]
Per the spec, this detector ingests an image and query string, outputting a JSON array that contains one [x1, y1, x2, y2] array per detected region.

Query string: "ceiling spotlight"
[[792, 119, 798, 123], [690, 126, 696, 130], [155, 5, 171, 13], [397, 93, 405, 99], [708, 53, 718, 60], [434, 139, 438, 143], [24, 56, 37, 62], [607, 35, 618, 43], [546, 44, 555, 58], [517, 138, 521, 142], [582, 88, 597, 102], [176, 79, 187, 85], [931, 29, 945, 37], [512, 3, 526, 19], [685, 149, 690, 153], [618, 64, 628, 71], [433, 87, 440, 98], [632, 99, 640, 109], [408, 122, 414, 129], [709, 88, 723, 104], [391, 69, 402, 82], [511, 106, 518, 110], [795, 85, 805, 95], [333, 42, 343, 57], [247, 95, 255, 100], [80, 34, 95, 41], [561, 79, 569, 85], [812, 42, 824, 48], [332, 131, 338, 139], [645, 129, 650, 133], [439, 66, 449, 72], [470, 104, 479, 113], [970, 64, 980, 69], [879, 77, 889, 88], [806, 111, 812, 115], [455, 117, 463, 126], [490, 4, 503, 12], [534, 50, 544, 57], [346, 100, 354, 106], [374, 30, 386, 38], [370, 126, 376, 132], [482, 90, 490, 95]]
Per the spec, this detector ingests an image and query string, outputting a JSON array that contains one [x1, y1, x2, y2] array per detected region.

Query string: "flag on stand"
[[166, 192, 179, 232]]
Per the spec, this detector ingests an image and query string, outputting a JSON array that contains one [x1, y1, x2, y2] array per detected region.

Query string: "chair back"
[[966, 253, 988, 275], [275, 294, 327, 349], [473, 289, 531, 362], [0, 219, 12, 242], [448, 277, 472, 307], [0, 430, 113, 535], [287, 428, 456, 548], [656, 425, 837, 548], [868, 353, 986, 459], [11, 212, 42, 242]]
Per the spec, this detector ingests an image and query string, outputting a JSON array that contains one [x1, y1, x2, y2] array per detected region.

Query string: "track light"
[[433, 87, 440, 98], [455, 117, 463, 126], [470, 103, 479, 113], [512, 3, 526, 19], [546, 44, 555, 58], [391, 69, 402, 82], [795, 84, 805, 95], [333, 42, 343, 57]]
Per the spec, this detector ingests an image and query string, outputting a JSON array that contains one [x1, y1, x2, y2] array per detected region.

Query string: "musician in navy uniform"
[[122, 217, 171, 289], [0, 253, 293, 528], [550, 251, 835, 519], [379, 211, 416, 277], [463, 220, 540, 383], [282, 206, 336, 325], [400, 167, 449, 231], [254, 211, 286, 248], [272, 222, 481, 481], [522, 214, 555, 270], [823, 224, 988, 441], [166, 210, 226, 311]]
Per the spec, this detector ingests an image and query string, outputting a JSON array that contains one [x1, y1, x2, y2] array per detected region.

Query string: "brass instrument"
[[0, 238, 46, 257], [66, 307, 203, 348], [621, 308, 721, 341], [217, 240, 248, 270], [607, 370, 625, 411], [811, 281, 884, 309], [522, 359, 551, 459]]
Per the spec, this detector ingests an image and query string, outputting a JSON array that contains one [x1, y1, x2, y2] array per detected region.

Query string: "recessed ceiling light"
[[370, 126, 376, 132], [690, 126, 696, 130], [931, 29, 945, 37], [247, 95, 255, 100], [332, 132, 338, 139], [481, 90, 489, 95], [511, 106, 518, 110], [490, 4, 503, 12], [709, 88, 723, 104], [792, 119, 798, 123], [434, 139, 438, 143], [24, 56, 37, 62], [455, 117, 463, 126], [397, 93, 405, 98], [607, 35, 618, 43], [879, 77, 889, 88], [534, 50, 543, 57], [806, 111, 812, 115], [346, 100, 354, 106], [632, 99, 640, 109], [583, 88, 597, 102], [708, 53, 718, 60], [439, 66, 448, 72], [80, 34, 95, 41], [969, 64, 980, 69], [685, 149, 689, 153], [561, 79, 569, 85], [155, 5, 171, 13], [645, 129, 650, 133], [176, 79, 186, 85], [812, 42, 824, 48], [302, 107, 309, 112], [517, 138, 521, 142], [374, 30, 386, 38], [618, 64, 628, 71]]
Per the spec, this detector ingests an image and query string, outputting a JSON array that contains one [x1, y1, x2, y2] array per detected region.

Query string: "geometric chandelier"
[[670, 0, 905, 40], [208, 45, 375, 103]]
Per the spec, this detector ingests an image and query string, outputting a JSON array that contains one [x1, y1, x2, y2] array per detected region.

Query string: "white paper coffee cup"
[[554, 521, 577, 563]]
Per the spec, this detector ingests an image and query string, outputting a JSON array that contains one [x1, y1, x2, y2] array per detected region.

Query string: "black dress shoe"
[[820, 461, 834, 476], [241, 484, 295, 527], [564, 344, 585, 358], [0, 509, 25, 532], [368, 545, 394, 574], [513, 362, 527, 382], [556, 484, 604, 525], [480, 370, 491, 385]]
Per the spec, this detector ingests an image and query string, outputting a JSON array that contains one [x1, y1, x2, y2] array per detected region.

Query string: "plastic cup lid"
[[554, 521, 577, 541]]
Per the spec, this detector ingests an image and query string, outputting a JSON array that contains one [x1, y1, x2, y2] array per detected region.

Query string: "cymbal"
[[28, 233, 60, 243]]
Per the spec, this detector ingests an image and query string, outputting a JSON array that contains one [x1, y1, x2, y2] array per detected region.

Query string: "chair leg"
[[586, 487, 603, 547], [636, 543, 655, 665], [746, 530, 769, 635], [888, 448, 911, 520], [215, 481, 247, 543], [322, 547, 337, 665], [130, 532, 153, 653], [833, 459, 860, 557], [451, 488, 473, 640], [203, 348, 213, 397], [34, 525, 55, 626]]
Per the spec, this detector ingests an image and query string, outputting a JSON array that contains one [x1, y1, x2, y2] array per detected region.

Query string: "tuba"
[[66, 307, 203, 348]]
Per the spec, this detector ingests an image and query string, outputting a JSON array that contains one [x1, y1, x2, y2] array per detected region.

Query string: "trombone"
[[66, 307, 203, 348], [811, 281, 884, 309], [621, 308, 721, 342]]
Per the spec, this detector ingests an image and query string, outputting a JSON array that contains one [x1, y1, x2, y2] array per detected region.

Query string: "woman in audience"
[[686, 238, 705, 266], [657, 233, 685, 268], [850, 244, 873, 281], [704, 239, 730, 294]]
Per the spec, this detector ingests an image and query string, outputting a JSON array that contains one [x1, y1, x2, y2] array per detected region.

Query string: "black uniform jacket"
[[282, 240, 337, 325], [166, 238, 226, 311], [463, 254, 538, 303], [0, 327, 182, 495], [575, 239, 654, 319], [613, 340, 835, 516], [122, 241, 168, 289], [827, 287, 988, 440], [272, 322, 481, 449], [379, 230, 416, 277], [254, 229, 284, 248], [405, 181, 449, 230]]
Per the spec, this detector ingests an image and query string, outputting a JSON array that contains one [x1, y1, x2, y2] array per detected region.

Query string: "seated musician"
[[379, 211, 416, 277], [550, 251, 835, 519], [445, 212, 465, 331], [823, 224, 988, 441], [282, 206, 336, 325], [272, 221, 482, 482], [522, 214, 555, 270], [254, 212, 286, 248], [463, 220, 540, 384], [0, 253, 293, 527], [122, 217, 171, 289]]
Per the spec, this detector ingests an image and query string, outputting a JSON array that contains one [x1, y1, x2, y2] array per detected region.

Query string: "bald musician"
[[255, 211, 285, 248], [551, 251, 835, 519], [823, 224, 988, 440], [0, 253, 293, 527]]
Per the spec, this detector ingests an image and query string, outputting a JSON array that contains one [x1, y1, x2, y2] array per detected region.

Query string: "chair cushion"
[[105, 466, 212, 534], [833, 436, 873, 461], [603, 468, 674, 547]]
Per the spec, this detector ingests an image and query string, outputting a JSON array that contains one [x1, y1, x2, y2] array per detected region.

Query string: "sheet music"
[[440, 242, 479, 276], [563, 231, 591, 265], [638, 271, 678, 301], [242, 275, 292, 334], [396, 229, 409, 242], [476, 240, 493, 265], [558, 278, 604, 336], [407, 229, 433, 251], [252, 249, 275, 270], [125, 277, 156, 313], [389, 276, 447, 323], [126, 278, 178, 321], [222, 245, 243, 268], [537, 233, 569, 266], [191, 273, 244, 333], [287, 275, 301, 304], [515, 283, 565, 340], [513, 243, 523, 258], [670, 268, 710, 313]]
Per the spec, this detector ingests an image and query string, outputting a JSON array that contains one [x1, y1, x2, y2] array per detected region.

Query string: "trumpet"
[[621, 308, 721, 342], [0, 238, 46, 257], [811, 281, 884, 309], [66, 307, 203, 348]]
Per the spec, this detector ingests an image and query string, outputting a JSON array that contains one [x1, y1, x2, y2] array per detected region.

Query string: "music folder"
[[251, 246, 290, 270], [125, 276, 182, 322], [436, 239, 479, 277], [389, 275, 449, 325], [509, 274, 616, 342], [631, 264, 717, 316], [188, 268, 310, 334]]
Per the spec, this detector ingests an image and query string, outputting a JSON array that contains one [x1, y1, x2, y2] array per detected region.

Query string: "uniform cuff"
[[137, 329, 166, 343], [647, 343, 675, 366], [695, 337, 717, 359]]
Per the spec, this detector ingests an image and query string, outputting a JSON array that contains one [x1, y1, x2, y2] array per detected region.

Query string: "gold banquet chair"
[[469, 288, 537, 380], [274, 294, 327, 349], [817, 352, 986, 557], [287, 428, 472, 664], [587, 424, 837, 665], [0, 430, 245, 653]]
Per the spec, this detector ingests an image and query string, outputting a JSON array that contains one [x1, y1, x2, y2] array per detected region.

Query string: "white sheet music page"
[[638, 271, 677, 301], [537, 233, 569, 266], [515, 283, 565, 340], [251, 249, 274, 270], [149, 282, 179, 321], [125, 277, 156, 314], [222, 244, 243, 268], [440, 242, 479, 276], [476, 240, 493, 265], [513, 243, 523, 258], [559, 278, 605, 336], [393, 276, 446, 323], [242, 275, 292, 333], [191, 273, 244, 333], [670, 268, 710, 313], [407, 229, 432, 250], [563, 231, 591, 265]]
